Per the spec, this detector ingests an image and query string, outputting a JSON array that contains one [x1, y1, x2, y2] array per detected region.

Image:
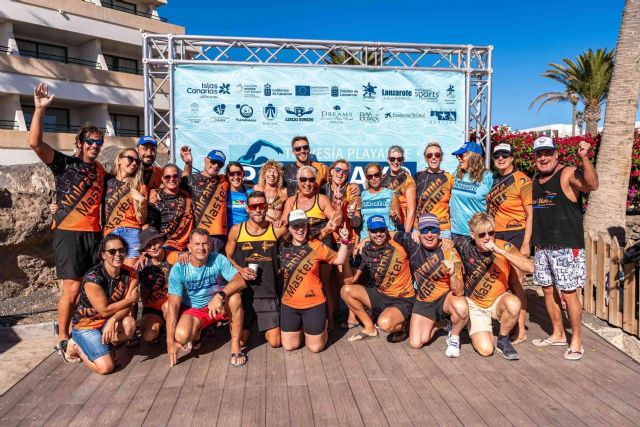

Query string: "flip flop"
[[348, 331, 378, 342], [564, 347, 584, 361], [532, 338, 567, 347], [230, 352, 247, 367], [511, 335, 528, 345], [387, 329, 409, 343], [340, 321, 359, 330], [191, 339, 203, 351]]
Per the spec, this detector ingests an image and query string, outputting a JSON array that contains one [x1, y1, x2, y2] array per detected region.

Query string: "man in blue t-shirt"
[[166, 228, 247, 367]]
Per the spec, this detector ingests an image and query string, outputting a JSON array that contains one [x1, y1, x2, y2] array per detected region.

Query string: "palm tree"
[[584, 0, 640, 241], [530, 90, 579, 135], [537, 49, 615, 135]]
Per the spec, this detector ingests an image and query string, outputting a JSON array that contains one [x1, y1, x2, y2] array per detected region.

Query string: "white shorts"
[[534, 247, 586, 291]]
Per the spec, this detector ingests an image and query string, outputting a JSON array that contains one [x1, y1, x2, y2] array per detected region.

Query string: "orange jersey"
[[414, 171, 454, 231], [280, 239, 337, 309], [148, 189, 194, 251], [73, 264, 137, 330], [487, 170, 532, 231], [323, 182, 361, 243], [184, 173, 229, 236], [103, 179, 148, 234], [143, 165, 163, 190], [48, 150, 106, 232], [454, 237, 519, 308], [359, 240, 415, 299], [382, 171, 415, 226], [393, 232, 462, 302], [140, 251, 178, 310]]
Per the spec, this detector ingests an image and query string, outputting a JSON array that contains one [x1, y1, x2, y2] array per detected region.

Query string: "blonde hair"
[[455, 152, 486, 183], [112, 148, 143, 191], [424, 142, 443, 156], [469, 212, 495, 234], [258, 160, 284, 189]]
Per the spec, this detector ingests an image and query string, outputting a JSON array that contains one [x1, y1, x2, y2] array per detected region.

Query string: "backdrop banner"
[[174, 64, 466, 184]]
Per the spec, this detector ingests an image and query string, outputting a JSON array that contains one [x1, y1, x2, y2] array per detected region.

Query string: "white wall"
[[0, 94, 25, 130], [0, 21, 18, 54]]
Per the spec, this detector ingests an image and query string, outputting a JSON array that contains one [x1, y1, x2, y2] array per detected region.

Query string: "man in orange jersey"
[[28, 83, 107, 362], [342, 216, 415, 343], [454, 213, 534, 360], [137, 136, 163, 190], [282, 135, 329, 196]]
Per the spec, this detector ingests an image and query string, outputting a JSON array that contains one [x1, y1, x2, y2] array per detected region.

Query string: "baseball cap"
[[418, 213, 440, 231], [207, 149, 226, 164], [367, 215, 387, 230], [288, 209, 308, 226], [533, 136, 557, 153], [137, 136, 157, 146], [452, 141, 483, 156], [139, 227, 166, 251], [492, 143, 512, 156]]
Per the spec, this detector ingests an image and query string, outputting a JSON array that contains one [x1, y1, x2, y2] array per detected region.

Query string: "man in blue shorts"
[[165, 228, 247, 366]]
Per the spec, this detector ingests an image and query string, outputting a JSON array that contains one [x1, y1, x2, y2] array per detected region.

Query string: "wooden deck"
[[1, 295, 639, 426]]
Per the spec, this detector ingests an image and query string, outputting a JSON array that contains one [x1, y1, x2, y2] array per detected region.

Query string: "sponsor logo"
[[235, 104, 257, 122], [190, 103, 199, 114], [263, 103, 277, 120], [242, 242, 253, 251], [262, 241, 275, 251], [321, 105, 354, 123], [359, 106, 383, 122], [285, 106, 314, 121], [381, 88, 413, 99], [263, 84, 292, 96], [185, 82, 230, 95], [264, 83, 272, 96], [415, 88, 440, 101], [331, 86, 339, 97], [186, 103, 201, 124], [384, 111, 427, 119], [246, 253, 272, 262], [218, 83, 230, 94], [362, 82, 377, 99], [446, 84, 456, 99], [431, 110, 456, 121], [240, 84, 260, 98], [213, 104, 226, 115], [295, 85, 311, 96]]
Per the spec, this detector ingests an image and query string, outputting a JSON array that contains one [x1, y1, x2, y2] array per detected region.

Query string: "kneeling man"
[[165, 228, 247, 366], [454, 213, 534, 360]]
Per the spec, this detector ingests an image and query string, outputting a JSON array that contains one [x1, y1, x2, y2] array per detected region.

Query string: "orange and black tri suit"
[[103, 177, 148, 235], [382, 171, 415, 229], [183, 173, 229, 250], [147, 189, 194, 252], [139, 251, 179, 317], [486, 169, 532, 249], [142, 165, 163, 190], [413, 170, 454, 234]]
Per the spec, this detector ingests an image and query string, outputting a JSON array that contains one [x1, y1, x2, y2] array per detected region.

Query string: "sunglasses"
[[420, 226, 440, 235], [388, 156, 404, 163], [493, 154, 511, 160], [366, 172, 382, 180], [121, 155, 141, 165], [105, 247, 126, 256], [299, 176, 316, 183], [477, 230, 496, 238], [456, 154, 465, 160], [208, 160, 224, 168], [248, 202, 267, 211], [425, 152, 442, 159], [334, 167, 349, 175], [293, 145, 310, 152], [163, 173, 180, 181], [227, 170, 243, 178], [84, 138, 104, 146], [368, 227, 387, 234]]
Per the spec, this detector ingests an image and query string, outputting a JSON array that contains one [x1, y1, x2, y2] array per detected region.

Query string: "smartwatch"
[[217, 290, 226, 303]]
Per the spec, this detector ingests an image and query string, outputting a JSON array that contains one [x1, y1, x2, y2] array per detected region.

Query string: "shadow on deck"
[[1, 295, 639, 426]]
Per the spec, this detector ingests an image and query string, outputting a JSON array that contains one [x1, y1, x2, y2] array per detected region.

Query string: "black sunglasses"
[[388, 156, 404, 163], [122, 155, 141, 165], [105, 247, 126, 255], [493, 154, 511, 160], [84, 138, 104, 146], [299, 176, 316, 183], [419, 226, 440, 235], [163, 173, 180, 181], [366, 172, 382, 179], [293, 145, 310, 152], [368, 227, 387, 234], [477, 231, 496, 238]]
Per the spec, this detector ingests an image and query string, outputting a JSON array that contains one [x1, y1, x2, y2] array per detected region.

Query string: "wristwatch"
[[216, 290, 226, 303]]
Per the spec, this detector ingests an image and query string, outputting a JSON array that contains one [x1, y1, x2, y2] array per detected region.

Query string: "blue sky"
[[161, 0, 624, 130]]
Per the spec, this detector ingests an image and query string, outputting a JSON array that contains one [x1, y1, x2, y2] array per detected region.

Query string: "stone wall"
[[626, 215, 640, 244]]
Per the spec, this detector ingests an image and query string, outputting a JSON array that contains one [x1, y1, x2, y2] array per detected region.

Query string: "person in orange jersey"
[[382, 145, 416, 232]]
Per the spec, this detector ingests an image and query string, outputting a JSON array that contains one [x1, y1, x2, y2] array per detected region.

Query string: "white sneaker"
[[445, 333, 461, 358]]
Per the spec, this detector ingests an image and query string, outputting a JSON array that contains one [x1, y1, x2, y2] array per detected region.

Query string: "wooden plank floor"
[[2, 295, 639, 426]]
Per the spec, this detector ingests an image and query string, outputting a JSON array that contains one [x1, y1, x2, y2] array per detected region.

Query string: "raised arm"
[[568, 141, 599, 193], [28, 83, 55, 165]]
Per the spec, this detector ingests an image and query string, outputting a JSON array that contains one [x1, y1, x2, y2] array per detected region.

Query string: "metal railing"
[[19, 49, 101, 68], [0, 120, 19, 130], [113, 128, 142, 137], [0, 45, 11, 54], [100, 1, 168, 22], [109, 64, 143, 75], [25, 122, 108, 134]]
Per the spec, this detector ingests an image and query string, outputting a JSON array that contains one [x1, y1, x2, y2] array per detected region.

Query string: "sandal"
[[340, 321, 359, 330], [348, 331, 378, 342], [564, 347, 584, 361], [191, 339, 203, 352], [532, 338, 567, 347], [230, 352, 247, 367], [54, 339, 81, 364], [511, 335, 528, 345], [387, 329, 409, 343]]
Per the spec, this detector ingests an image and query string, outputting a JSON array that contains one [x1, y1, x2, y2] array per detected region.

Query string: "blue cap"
[[367, 215, 387, 230], [452, 141, 483, 156], [137, 136, 157, 146], [207, 149, 226, 164]]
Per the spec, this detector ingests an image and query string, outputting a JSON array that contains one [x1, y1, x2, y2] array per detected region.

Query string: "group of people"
[[29, 82, 598, 374]]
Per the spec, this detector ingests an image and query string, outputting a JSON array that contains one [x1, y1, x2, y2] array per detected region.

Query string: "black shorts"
[[242, 295, 280, 332], [142, 307, 164, 318], [412, 292, 449, 321], [365, 287, 414, 321], [280, 303, 326, 335], [53, 229, 101, 280], [495, 230, 525, 250]]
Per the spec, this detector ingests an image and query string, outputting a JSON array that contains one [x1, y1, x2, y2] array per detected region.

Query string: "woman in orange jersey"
[[414, 142, 455, 239], [279, 210, 349, 353], [254, 160, 288, 223], [486, 143, 533, 344], [103, 148, 148, 267], [382, 145, 416, 232], [68, 235, 139, 374]]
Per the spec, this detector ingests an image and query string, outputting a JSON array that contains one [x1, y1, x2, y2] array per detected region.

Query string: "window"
[[103, 0, 137, 13], [104, 55, 140, 74], [110, 113, 140, 137], [23, 106, 70, 133], [16, 39, 67, 63]]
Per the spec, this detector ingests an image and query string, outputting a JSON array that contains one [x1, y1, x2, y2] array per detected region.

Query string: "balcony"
[[0, 120, 19, 130], [83, 0, 168, 22], [18, 49, 101, 69]]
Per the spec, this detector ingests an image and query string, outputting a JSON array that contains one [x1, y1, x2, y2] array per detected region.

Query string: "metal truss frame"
[[143, 35, 493, 164]]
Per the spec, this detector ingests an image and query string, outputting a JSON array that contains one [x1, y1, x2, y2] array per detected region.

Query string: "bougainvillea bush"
[[473, 126, 640, 213]]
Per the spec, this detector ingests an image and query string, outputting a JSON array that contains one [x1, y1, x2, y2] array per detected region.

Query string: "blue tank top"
[[360, 187, 396, 239], [226, 189, 250, 227]]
